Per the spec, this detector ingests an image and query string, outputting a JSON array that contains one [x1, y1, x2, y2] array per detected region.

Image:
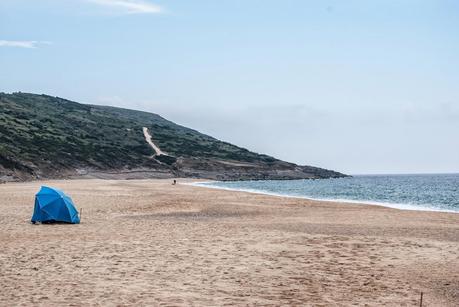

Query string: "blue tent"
[[31, 186, 80, 224]]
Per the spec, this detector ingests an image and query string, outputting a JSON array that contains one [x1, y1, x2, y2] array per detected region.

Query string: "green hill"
[[0, 92, 346, 181]]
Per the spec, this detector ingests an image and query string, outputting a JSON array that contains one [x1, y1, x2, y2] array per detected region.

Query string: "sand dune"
[[0, 179, 458, 306]]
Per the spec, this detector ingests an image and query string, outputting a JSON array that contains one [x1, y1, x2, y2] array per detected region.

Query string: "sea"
[[194, 174, 459, 213]]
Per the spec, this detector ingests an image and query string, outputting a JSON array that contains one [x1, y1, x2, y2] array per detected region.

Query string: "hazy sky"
[[1, 0, 458, 174]]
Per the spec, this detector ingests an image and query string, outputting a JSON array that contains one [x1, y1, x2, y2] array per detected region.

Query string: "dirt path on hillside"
[[142, 127, 164, 156]]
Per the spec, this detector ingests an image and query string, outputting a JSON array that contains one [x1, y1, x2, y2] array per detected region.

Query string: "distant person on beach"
[[172, 179, 177, 185]]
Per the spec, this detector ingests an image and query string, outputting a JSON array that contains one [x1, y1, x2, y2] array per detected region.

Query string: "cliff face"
[[0, 92, 346, 182]]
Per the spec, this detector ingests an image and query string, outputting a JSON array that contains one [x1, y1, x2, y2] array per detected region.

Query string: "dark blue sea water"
[[195, 174, 459, 213]]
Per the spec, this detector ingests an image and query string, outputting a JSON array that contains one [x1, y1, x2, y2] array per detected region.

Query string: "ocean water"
[[195, 174, 459, 213]]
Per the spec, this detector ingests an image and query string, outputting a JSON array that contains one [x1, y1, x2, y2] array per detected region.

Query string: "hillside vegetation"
[[0, 92, 346, 181]]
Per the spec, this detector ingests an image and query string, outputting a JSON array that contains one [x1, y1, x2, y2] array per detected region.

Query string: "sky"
[[1, 0, 458, 175]]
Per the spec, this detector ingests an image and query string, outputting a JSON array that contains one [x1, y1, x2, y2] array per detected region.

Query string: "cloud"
[[0, 40, 51, 49], [87, 0, 162, 14]]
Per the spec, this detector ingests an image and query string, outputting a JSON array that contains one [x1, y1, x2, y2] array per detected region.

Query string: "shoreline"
[[1, 178, 458, 305], [189, 181, 459, 214]]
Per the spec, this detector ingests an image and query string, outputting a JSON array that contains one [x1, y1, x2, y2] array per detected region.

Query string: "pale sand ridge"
[[142, 127, 164, 156]]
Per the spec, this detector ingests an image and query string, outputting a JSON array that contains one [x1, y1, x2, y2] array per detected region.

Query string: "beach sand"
[[0, 179, 458, 306]]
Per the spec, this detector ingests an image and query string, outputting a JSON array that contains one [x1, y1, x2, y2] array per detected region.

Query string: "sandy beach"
[[0, 179, 458, 306]]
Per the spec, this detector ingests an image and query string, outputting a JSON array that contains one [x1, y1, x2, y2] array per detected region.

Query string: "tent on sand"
[[31, 186, 80, 224]]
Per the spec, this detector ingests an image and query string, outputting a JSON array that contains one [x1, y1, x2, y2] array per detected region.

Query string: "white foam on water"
[[187, 182, 458, 214]]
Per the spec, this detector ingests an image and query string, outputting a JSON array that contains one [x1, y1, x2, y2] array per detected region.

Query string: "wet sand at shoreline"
[[0, 179, 458, 306]]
